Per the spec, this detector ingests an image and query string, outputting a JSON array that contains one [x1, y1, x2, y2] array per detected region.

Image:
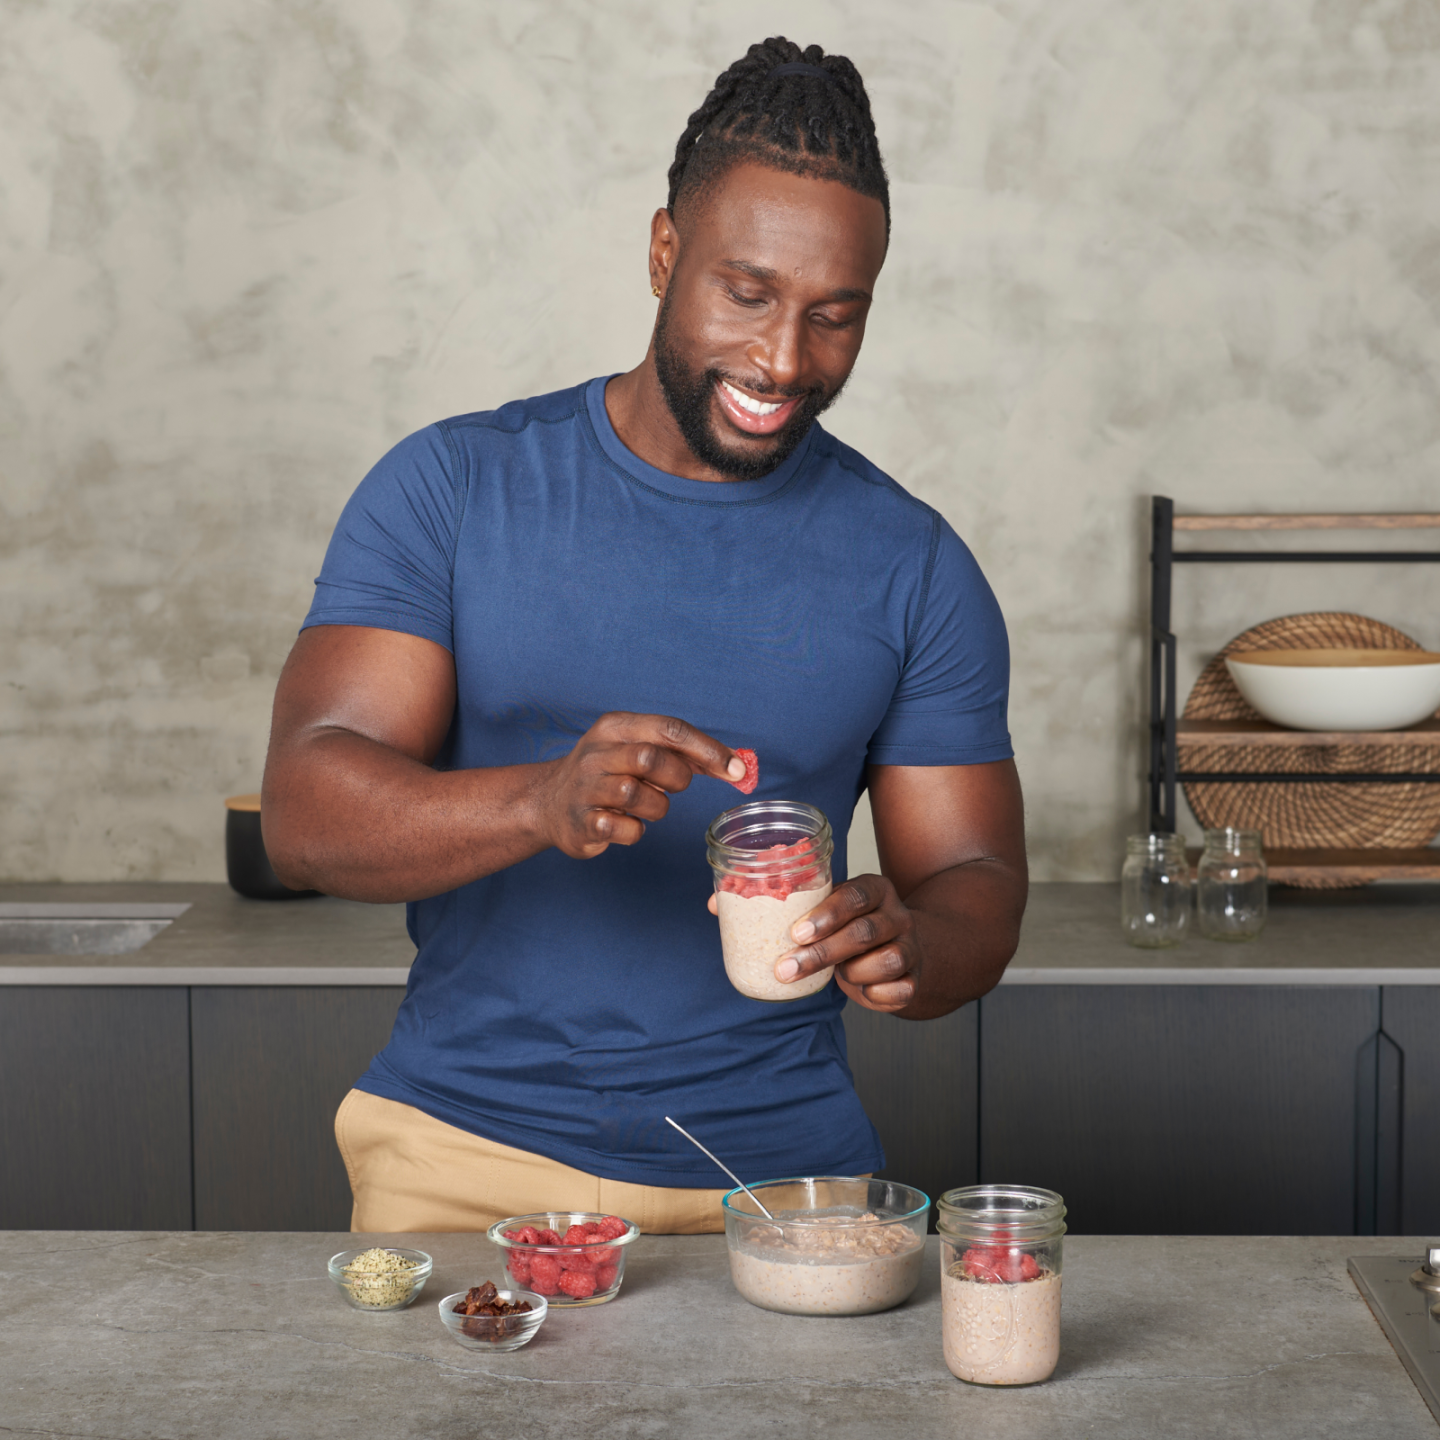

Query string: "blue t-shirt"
[[303, 376, 1011, 1185]]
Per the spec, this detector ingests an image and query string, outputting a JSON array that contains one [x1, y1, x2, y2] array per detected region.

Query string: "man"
[[262, 37, 1026, 1234]]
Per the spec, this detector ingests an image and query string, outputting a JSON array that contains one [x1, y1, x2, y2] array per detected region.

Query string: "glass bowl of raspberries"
[[487, 1212, 639, 1306]]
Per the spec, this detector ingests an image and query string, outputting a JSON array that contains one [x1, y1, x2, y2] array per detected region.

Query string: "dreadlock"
[[667, 37, 890, 236]]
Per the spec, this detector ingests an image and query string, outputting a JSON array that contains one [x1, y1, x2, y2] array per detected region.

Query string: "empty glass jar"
[[1196, 828, 1267, 942], [1120, 833, 1190, 947]]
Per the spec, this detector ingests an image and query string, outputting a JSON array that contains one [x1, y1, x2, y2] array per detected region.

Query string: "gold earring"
[[651, 284, 661, 298]]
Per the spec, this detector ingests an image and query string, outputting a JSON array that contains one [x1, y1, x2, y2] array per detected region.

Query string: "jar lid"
[[706, 800, 833, 875], [1126, 832, 1186, 854], [935, 1184, 1067, 1242], [1201, 827, 1264, 854]]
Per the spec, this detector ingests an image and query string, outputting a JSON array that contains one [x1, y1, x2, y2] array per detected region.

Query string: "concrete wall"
[[3, 0, 1439, 882]]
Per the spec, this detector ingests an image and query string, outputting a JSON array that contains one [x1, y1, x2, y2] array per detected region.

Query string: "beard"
[[652, 294, 845, 480]]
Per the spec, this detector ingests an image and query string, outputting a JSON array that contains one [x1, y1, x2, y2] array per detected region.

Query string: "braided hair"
[[667, 37, 890, 236]]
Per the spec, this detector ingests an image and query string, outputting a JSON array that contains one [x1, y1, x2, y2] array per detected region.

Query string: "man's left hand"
[[705, 875, 919, 1012], [706, 761, 1027, 1019], [775, 876, 917, 1012]]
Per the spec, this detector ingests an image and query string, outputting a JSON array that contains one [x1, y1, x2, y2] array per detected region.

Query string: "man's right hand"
[[536, 711, 748, 858], [261, 626, 746, 902]]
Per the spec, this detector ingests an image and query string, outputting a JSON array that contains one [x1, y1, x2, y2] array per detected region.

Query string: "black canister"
[[225, 794, 319, 900]]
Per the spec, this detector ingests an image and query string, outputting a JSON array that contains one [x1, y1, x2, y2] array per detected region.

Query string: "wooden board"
[[1177, 718, 1440, 747], [1267, 849, 1440, 884], [1182, 847, 1440, 884], [1174, 513, 1440, 531]]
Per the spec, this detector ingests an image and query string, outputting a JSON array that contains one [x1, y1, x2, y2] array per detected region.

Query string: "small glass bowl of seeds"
[[327, 1247, 433, 1311]]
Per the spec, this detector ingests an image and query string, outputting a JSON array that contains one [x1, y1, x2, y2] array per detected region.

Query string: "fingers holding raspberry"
[[537, 713, 750, 858], [731, 748, 760, 794]]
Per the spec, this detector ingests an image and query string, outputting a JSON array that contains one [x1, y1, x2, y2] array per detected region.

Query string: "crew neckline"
[[584, 375, 816, 505]]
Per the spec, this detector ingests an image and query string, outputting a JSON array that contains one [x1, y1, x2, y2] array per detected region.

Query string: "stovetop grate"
[[1349, 1253, 1440, 1426]]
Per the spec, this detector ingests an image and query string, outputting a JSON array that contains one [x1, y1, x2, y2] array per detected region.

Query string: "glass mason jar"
[[706, 801, 834, 1002], [1196, 827, 1267, 942], [936, 1185, 1066, 1386], [1120, 833, 1190, 947]]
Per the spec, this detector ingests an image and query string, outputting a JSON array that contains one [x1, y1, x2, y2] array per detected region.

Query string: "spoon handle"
[[664, 1116, 775, 1219]]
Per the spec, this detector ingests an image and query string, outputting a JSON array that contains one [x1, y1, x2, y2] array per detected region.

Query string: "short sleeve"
[[301, 424, 461, 652], [866, 514, 1012, 767]]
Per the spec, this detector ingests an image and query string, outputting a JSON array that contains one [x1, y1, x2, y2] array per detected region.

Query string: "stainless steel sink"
[[0, 904, 190, 956]]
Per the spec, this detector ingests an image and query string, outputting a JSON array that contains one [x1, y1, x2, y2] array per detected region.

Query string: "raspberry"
[[961, 1245, 1039, 1284], [563, 1224, 590, 1245], [559, 1247, 594, 1271], [558, 1269, 598, 1298], [718, 839, 822, 901], [507, 1255, 532, 1285], [595, 1262, 618, 1290], [586, 1245, 617, 1266], [515, 1225, 542, 1245], [732, 748, 759, 795], [529, 1253, 561, 1294], [597, 1216, 627, 1240], [502, 1229, 521, 1240], [537, 1228, 562, 1245], [962, 1246, 1012, 1282]]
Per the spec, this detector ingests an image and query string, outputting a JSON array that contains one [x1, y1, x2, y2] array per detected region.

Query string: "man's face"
[[650, 163, 888, 480]]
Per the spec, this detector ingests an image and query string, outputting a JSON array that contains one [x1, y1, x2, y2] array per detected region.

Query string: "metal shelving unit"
[[1147, 496, 1440, 884]]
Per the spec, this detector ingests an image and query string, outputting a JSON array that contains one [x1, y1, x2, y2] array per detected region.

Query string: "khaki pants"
[[335, 1089, 729, 1234]]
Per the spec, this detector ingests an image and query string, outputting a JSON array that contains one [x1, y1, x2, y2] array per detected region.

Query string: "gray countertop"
[[1, 1230, 1433, 1439], [0, 882, 414, 985], [1, 879, 1437, 986], [1007, 879, 1440, 984]]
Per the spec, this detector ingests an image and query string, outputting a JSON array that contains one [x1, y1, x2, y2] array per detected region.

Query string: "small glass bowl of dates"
[[439, 1282, 548, 1352], [486, 1212, 639, 1306], [327, 1246, 433, 1311]]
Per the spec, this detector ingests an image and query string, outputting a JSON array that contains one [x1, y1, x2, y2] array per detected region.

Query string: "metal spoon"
[[664, 1116, 774, 1219]]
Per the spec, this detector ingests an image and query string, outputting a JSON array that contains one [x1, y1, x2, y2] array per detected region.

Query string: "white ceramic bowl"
[[1225, 649, 1440, 732]]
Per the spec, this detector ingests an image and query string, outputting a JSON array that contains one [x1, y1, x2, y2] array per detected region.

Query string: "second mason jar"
[[1120, 832, 1190, 947], [706, 801, 834, 1001], [1196, 827, 1267, 942], [936, 1185, 1066, 1386]]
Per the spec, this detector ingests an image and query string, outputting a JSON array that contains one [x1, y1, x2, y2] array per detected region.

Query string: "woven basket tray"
[[1181, 612, 1440, 886]]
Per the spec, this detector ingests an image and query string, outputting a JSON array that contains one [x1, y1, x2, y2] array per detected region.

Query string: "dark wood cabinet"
[[844, 1001, 977, 1216], [979, 985, 1381, 1234], [0, 987, 191, 1230], [191, 987, 404, 1231], [1382, 986, 1440, 1235], [4, 980, 1437, 1235]]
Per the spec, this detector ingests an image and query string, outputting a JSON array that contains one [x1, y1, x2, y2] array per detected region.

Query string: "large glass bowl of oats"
[[721, 1177, 930, 1316]]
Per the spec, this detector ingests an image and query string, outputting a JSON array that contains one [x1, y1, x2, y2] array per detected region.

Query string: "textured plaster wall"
[[3, 0, 1439, 882]]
